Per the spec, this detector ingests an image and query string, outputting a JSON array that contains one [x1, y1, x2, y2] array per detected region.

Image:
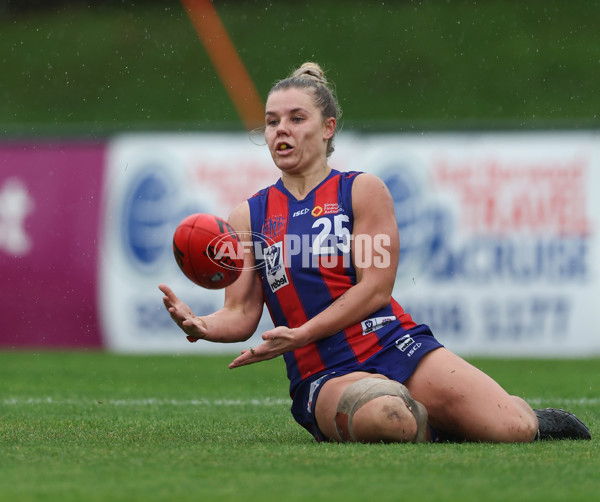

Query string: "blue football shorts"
[[289, 324, 444, 442]]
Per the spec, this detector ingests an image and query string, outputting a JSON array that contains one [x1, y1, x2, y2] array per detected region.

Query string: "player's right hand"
[[158, 284, 208, 342]]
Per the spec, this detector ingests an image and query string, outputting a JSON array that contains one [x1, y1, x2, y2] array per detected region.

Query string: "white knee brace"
[[334, 377, 429, 443]]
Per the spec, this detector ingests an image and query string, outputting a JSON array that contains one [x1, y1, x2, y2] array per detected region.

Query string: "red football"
[[172, 213, 244, 289]]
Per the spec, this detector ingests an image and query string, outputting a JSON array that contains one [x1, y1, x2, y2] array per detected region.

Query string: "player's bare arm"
[[161, 202, 263, 344]]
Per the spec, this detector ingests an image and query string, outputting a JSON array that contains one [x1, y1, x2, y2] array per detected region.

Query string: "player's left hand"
[[228, 326, 299, 369]]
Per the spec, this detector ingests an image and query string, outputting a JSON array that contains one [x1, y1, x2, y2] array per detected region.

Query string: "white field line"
[[2, 396, 599, 407], [2, 397, 290, 407], [519, 397, 600, 407]]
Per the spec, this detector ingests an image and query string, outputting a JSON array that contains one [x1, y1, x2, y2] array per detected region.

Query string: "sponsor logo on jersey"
[[361, 316, 396, 335], [292, 208, 310, 217], [311, 203, 344, 217], [265, 241, 289, 292], [323, 202, 343, 215]]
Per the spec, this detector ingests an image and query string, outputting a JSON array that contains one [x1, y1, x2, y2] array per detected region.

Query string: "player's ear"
[[323, 117, 336, 141]]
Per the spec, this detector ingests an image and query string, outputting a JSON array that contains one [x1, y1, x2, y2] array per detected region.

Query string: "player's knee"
[[493, 397, 539, 443], [351, 395, 418, 443], [491, 411, 539, 443], [513, 413, 539, 442], [513, 398, 539, 442], [334, 377, 429, 443]]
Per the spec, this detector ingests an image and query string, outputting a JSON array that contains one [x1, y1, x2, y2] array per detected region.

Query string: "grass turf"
[[1, 351, 598, 501]]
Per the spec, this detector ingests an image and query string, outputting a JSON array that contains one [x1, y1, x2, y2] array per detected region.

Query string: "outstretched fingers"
[[158, 284, 207, 342], [229, 327, 300, 369], [158, 283, 176, 302], [159, 284, 190, 317]]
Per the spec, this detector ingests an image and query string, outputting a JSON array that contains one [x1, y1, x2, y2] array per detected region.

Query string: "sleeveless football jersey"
[[248, 169, 416, 394]]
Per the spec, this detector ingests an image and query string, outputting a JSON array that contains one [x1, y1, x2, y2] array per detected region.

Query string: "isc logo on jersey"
[[292, 208, 309, 217], [265, 241, 289, 292]]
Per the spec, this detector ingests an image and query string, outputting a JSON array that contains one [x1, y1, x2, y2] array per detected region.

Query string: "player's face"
[[264, 88, 335, 175]]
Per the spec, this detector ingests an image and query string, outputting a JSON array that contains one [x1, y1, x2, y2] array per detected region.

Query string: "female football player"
[[159, 62, 590, 443]]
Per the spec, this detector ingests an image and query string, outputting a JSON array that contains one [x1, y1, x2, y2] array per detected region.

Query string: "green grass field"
[[1, 351, 598, 501], [2, 1, 600, 135]]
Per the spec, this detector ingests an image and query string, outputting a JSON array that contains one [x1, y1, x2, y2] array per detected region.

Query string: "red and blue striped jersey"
[[248, 169, 416, 394]]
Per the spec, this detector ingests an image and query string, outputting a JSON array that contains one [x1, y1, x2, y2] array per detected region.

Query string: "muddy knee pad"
[[334, 377, 428, 443]]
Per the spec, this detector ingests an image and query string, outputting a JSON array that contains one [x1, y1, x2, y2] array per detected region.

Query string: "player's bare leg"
[[405, 348, 538, 443]]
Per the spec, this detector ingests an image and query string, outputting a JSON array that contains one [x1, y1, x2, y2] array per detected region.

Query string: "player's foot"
[[534, 408, 591, 440]]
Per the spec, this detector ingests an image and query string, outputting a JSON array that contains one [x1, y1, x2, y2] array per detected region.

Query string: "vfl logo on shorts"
[[265, 241, 289, 293], [361, 316, 396, 335]]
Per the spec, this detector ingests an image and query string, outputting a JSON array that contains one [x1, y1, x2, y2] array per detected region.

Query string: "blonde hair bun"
[[291, 62, 327, 85]]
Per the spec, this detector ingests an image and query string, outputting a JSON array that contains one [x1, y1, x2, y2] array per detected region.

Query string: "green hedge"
[[2, 0, 599, 136]]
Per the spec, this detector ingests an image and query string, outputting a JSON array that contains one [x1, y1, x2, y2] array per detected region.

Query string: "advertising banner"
[[0, 142, 105, 348], [99, 134, 278, 353], [347, 132, 600, 357], [100, 132, 600, 356]]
